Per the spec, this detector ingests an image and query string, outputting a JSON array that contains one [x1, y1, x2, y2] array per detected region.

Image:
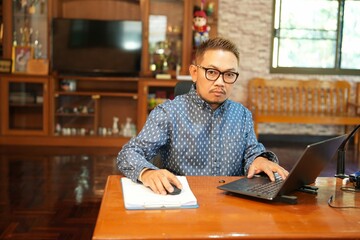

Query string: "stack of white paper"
[[121, 176, 198, 210]]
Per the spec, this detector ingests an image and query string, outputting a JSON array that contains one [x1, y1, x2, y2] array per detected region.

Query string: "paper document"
[[121, 176, 198, 210]]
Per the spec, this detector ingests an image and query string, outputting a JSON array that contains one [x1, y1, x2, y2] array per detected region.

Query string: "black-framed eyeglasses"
[[195, 65, 239, 84]]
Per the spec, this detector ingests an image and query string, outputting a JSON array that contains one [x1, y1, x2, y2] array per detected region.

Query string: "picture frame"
[[12, 46, 33, 73], [0, 59, 12, 73]]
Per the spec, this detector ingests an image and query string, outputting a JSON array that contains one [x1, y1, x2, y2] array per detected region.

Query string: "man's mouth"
[[210, 89, 226, 96]]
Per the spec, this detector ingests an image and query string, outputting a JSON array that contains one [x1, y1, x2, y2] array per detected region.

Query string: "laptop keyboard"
[[246, 176, 284, 196]]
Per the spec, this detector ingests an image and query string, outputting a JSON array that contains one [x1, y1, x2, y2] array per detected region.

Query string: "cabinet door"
[[142, 0, 190, 77], [12, 0, 48, 60], [1, 75, 49, 135], [143, 0, 218, 77]]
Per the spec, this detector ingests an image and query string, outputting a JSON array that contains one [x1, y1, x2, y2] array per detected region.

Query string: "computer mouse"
[[167, 184, 181, 195]]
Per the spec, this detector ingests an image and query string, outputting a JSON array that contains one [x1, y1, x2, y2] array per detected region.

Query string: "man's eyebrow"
[[207, 65, 237, 72]]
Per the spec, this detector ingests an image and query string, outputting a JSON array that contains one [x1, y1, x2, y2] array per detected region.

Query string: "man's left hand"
[[247, 157, 289, 181]]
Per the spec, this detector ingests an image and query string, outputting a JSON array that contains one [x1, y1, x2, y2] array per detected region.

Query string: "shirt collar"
[[188, 83, 229, 113]]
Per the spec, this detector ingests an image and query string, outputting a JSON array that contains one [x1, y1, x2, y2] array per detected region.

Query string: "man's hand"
[[140, 169, 183, 195], [247, 157, 289, 181]]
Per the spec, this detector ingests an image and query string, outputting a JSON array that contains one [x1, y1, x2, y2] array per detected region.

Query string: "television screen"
[[51, 18, 142, 76]]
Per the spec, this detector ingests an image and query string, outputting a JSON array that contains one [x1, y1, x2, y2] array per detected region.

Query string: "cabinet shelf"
[[9, 103, 43, 107], [52, 74, 139, 140], [55, 91, 138, 99], [55, 113, 95, 117], [56, 75, 139, 81], [54, 135, 131, 140], [13, 13, 47, 19]]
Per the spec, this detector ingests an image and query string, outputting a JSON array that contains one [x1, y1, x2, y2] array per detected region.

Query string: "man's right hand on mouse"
[[140, 169, 183, 195]]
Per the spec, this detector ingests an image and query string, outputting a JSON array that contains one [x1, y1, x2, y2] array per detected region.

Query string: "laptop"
[[218, 135, 346, 204]]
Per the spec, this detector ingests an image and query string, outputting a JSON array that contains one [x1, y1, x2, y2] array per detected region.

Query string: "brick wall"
[[217, 0, 360, 135]]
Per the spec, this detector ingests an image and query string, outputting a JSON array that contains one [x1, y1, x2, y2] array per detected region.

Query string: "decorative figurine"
[[206, 2, 214, 17], [193, 10, 210, 47], [123, 117, 133, 137], [81, 106, 88, 114], [55, 123, 62, 135], [112, 117, 119, 135]]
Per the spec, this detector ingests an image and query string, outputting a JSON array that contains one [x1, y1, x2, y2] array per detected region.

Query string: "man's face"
[[189, 50, 239, 110]]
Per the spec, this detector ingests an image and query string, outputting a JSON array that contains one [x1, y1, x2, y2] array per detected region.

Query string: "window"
[[271, 0, 360, 75]]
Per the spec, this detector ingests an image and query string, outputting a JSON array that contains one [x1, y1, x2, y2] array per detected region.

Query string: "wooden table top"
[[93, 175, 360, 240]]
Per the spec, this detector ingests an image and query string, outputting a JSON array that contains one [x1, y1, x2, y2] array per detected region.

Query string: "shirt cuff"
[[257, 151, 279, 163]]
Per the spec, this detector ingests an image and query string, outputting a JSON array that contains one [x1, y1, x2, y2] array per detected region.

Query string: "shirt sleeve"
[[116, 105, 170, 182], [241, 110, 279, 175]]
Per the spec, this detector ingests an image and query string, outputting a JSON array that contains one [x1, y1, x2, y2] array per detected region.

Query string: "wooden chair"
[[349, 82, 360, 152], [247, 78, 360, 140]]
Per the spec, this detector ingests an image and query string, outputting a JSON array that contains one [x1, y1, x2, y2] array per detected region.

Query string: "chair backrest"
[[247, 78, 351, 115], [356, 82, 360, 115], [174, 81, 193, 97]]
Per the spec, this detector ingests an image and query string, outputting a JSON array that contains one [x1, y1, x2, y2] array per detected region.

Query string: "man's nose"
[[214, 73, 226, 85]]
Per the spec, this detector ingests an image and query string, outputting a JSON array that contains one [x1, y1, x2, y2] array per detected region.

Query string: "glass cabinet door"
[[145, 0, 217, 77], [1, 75, 48, 135], [147, 0, 185, 76], [12, 0, 48, 73]]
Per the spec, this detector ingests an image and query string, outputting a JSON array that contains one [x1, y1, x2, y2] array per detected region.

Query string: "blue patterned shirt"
[[117, 84, 277, 182]]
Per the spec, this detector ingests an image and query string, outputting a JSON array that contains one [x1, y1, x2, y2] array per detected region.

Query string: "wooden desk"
[[93, 176, 360, 239]]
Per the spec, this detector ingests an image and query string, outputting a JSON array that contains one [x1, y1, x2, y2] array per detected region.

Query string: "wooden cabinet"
[[0, 74, 49, 135], [0, 0, 217, 146]]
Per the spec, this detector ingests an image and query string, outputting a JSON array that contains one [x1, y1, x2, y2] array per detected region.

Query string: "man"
[[117, 37, 289, 195]]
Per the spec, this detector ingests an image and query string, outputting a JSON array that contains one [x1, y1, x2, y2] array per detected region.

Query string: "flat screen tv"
[[51, 18, 142, 76]]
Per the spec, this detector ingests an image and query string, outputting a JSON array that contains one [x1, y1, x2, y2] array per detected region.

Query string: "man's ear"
[[189, 64, 197, 83]]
